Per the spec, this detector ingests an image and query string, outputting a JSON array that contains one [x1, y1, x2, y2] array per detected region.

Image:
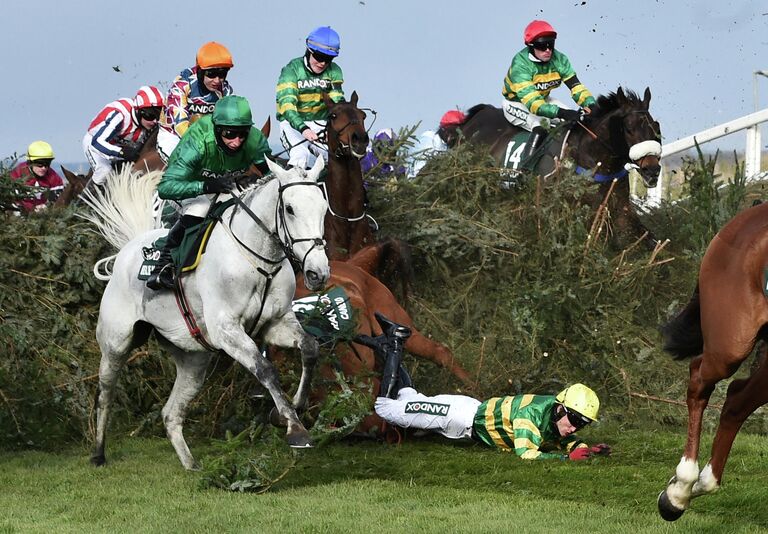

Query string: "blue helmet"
[[306, 26, 340, 57]]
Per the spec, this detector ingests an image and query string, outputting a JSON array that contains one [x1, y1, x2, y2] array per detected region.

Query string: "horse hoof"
[[269, 407, 288, 428], [90, 454, 106, 467], [657, 490, 685, 522], [287, 430, 314, 449]]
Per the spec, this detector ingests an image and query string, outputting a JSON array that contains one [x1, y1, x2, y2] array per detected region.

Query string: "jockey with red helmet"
[[502, 20, 596, 160], [83, 85, 164, 186], [276, 26, 345, 169], [157, 42, 235, 161], [409, 109, 466, 177]]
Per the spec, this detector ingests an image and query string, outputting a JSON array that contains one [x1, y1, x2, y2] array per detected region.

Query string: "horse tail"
[[661, 283, 703, 360], [77, 166, 163, 250]]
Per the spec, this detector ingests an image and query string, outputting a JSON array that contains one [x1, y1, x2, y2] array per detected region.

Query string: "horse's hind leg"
[[697, 346, 768, 496], [91, 347, 131, 466], [161, 350, 211, 470]]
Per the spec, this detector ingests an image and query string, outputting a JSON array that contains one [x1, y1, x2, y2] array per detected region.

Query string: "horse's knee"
[[300, 334, 320, 361]]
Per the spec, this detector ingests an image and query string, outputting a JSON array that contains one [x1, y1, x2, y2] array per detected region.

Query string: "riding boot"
[[356, 313, 413, 399], [522, 126, 547, 164], [146, 215, 199, 290]]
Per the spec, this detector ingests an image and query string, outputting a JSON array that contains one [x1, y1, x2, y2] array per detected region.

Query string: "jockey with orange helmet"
[[157, 41, 235, 161], [83, 85, 164, 186], [276, 26, 345, 169], [10, 141, 64, 213], [502, 20, 596, 160]]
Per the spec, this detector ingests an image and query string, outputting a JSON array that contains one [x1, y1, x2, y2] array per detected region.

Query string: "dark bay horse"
[[287, 239, 474, 435], [320, 91, 374, 260], [657, 202, 768, 521], [459, 87, 662, 244]]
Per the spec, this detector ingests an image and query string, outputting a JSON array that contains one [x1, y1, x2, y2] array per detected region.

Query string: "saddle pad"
[[293, 286, 358, 345]]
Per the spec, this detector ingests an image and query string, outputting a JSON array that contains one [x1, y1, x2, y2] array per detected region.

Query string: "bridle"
[[227, 178, 326, 272]]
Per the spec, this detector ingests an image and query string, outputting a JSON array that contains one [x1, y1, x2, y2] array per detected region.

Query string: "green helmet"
[[212, 95, 253, 127]]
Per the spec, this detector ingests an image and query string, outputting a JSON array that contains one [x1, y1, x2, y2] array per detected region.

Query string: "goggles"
[[31, 159, 53, 167], [219, 127, 250, 140], [138, 107, 161, 121], [532, 39, 555, 51], [562, 406, 591, 429], [202, 68, 229, 80], [310, 50, 334, 64]]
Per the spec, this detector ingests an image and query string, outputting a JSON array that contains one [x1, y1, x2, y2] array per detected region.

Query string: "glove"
[[203, 177, 235, 194], [556, 108, 584, 123], [121, 145, 142, 162], [568, 447, 592, 461], [589, 443, 612, 456]]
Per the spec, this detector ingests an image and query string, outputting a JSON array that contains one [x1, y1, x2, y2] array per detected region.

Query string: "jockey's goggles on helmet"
[[562, 405, 591, 429], [532, 38, 555, 51], [310, 50, 334, 64], [202, 67, 229, 80], [31, 159, 53, 167], [138, 107, 161, 121], [219, 127, 250, 140]]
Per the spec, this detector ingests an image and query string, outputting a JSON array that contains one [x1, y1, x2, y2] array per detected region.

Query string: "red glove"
[[569, 447, 591, 461], [589, 443, 612, 456]]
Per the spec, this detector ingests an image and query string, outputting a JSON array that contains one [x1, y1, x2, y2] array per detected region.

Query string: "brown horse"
[[657, 202, 768, 521], [55, 167, 92, 208], [459, 87, 662, 245], [291, 239, 473, 434], [320, 91, 374, 260]]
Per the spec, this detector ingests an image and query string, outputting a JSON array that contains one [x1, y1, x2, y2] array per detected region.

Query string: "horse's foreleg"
[[699, 348, 768, 496], [405, 331, 473, 388], [91, 349, 130, 467], [162, 351, 211, 470], [215, 320, 312, 448], [659, 355, 733, 521], [262, 316, 319, 411]]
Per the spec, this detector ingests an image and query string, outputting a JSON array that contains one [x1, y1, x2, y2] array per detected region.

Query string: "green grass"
[[2, 427, 768, 533]]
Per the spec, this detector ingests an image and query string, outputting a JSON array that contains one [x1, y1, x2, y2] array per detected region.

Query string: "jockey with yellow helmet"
[[9, 141, 64, 213], [276, 26, 345, 169], [502, 20, 596, 161], [147, 95, 272, 290], [157, 41, 235, 161], [83, 85, 164, 186]]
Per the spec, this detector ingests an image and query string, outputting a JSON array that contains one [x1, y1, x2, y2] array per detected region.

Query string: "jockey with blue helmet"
[[501, 20, 596, 161], [276, 26, 345, 169]]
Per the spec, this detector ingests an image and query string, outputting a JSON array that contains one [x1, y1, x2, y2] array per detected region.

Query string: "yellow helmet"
[[556, 383, 599, 421], [27, 140, 55, 161]]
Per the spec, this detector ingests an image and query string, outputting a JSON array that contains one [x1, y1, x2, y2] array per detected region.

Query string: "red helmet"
[[524, 20, 557, 45], [439, 110, 466, 128], [134, 85, 164, 109]]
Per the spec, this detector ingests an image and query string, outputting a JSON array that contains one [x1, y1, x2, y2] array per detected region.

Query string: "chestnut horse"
[[320, 91, 375, 260], [55, 167, 92, 208], [291, 239, 473, 434], [459, 87, 662, 245], [657, 202, 768, 521]]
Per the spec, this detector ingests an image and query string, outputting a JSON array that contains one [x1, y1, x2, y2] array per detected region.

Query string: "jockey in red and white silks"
[[83, 86, 164, 185]]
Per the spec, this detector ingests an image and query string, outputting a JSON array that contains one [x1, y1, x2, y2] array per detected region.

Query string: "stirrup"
[[374, 312, 411, 341], [146, 263, 175, 291]]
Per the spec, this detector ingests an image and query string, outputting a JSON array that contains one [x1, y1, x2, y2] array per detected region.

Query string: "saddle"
[[137, 199, 235, 282]]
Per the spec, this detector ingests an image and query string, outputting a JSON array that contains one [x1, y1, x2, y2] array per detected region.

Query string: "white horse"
[[82, 158, 329, 470]]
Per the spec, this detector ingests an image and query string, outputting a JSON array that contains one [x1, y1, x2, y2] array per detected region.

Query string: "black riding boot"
[[146, 215, 199, 290], [522, 126, 547, 163], [355, 312, 413, 399]]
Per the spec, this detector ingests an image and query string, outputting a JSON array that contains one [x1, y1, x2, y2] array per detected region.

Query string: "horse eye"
[[286, 205, 295, 216], [329, 113, 337, 120]]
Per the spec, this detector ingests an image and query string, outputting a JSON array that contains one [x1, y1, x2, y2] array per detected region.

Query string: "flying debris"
[[112, 65, 122, 72]]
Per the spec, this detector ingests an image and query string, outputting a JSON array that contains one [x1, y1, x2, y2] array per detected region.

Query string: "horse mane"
[[461, 104, 495, 125], [589, 88, 644, 120]]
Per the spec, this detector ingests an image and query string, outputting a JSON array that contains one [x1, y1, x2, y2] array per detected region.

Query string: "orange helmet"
[[196, 41, 234, 69], [524, 20, 557, 45]]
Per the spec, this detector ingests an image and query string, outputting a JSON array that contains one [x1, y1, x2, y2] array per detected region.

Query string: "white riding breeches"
[[157, 128, 180, 163], [82, 134, 121, 186], [279, 119, 328, 169], [374, 387, 481, 440], [502, 98, 567, 131]]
